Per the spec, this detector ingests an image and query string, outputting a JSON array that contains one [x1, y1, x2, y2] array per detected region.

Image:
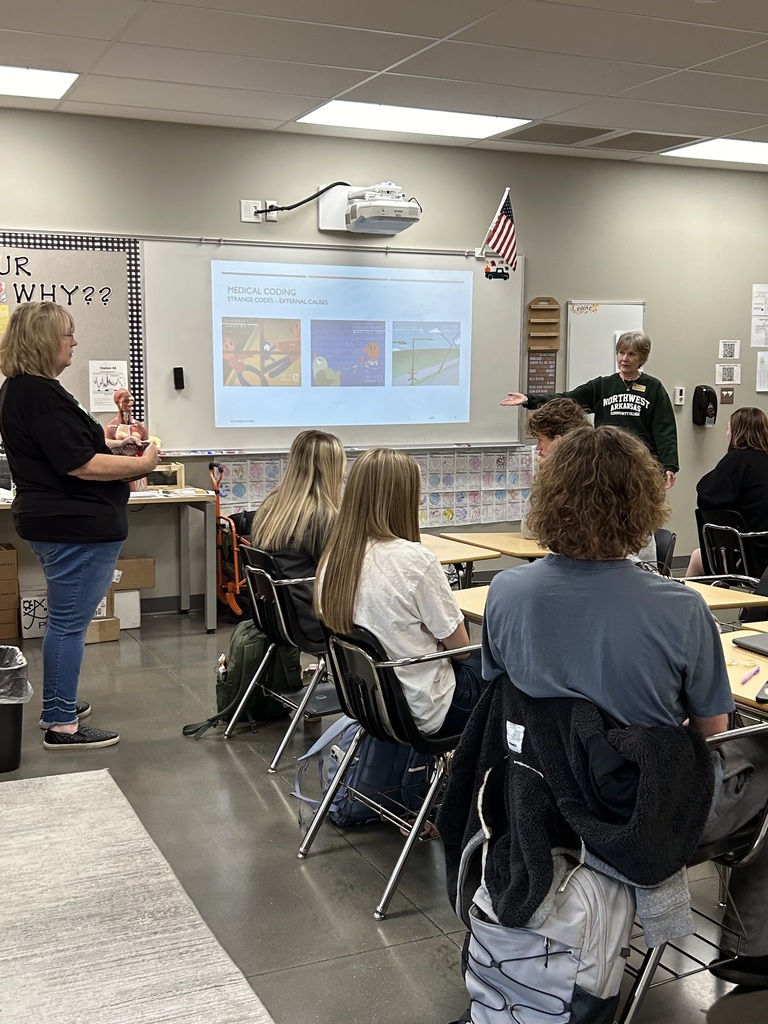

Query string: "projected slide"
[[211, 260, 473, 428]]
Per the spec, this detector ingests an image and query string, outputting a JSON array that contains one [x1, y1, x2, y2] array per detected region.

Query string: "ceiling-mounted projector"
[[345, 182, 421, 234], [318, 181, 421, 235]]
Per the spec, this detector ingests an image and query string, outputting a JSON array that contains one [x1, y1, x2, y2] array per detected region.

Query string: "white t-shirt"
[[323, 538, 464, 734]]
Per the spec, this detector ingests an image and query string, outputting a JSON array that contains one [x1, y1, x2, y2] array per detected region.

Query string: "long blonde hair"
[[0, 301, 74, 378], [318, 448, 421, 633], [251, 430, 346, 559]]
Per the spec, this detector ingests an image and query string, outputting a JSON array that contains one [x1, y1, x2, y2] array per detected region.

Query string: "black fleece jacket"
[[437, 678, 714, 929]]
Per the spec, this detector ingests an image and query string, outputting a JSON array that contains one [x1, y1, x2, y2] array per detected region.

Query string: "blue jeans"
[[27, 540, 123, 726], [437, 649, 488, 736]]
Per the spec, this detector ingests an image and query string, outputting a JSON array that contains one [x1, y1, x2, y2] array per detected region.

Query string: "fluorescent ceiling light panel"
[[0, 65, 78, 99], [298, 100, 529, 139], [661, 138, 768, 165]]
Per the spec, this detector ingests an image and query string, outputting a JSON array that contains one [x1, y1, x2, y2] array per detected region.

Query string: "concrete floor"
[[5, 610, 768, 1024]]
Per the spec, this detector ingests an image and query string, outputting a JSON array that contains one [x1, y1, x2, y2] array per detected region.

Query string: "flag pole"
[[481, 186, 511, 251]]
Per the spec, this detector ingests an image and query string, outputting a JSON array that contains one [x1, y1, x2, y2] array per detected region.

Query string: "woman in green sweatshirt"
[[502, 330, 679, 488]]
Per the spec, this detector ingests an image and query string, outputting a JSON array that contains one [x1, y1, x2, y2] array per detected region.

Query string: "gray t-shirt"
[[481, 555, 734, 727]]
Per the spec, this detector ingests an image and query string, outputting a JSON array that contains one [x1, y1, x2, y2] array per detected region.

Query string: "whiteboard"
[[566, 300, 645, 389], [143, 241, 524, 452]]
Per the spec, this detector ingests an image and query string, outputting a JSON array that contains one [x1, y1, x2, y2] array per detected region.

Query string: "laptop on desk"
[[732, 633, 768, 657]]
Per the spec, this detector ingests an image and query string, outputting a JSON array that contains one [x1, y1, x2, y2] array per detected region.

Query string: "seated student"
[[250, 429, 345, 645], [481, 425, 768, 987], [316, 447, 485, 736], [520, 398, 590, 538], [686, 406, 768, 578]]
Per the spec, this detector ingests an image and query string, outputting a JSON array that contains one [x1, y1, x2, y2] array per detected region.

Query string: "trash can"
[[0, 646, 33, 773]]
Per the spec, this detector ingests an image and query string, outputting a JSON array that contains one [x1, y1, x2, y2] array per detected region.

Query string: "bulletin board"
[[566, 300, 645, 389], [0, 232, 143, 423]]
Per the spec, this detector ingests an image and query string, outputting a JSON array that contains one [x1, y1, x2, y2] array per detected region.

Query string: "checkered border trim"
[[0, 232, 144, 420]]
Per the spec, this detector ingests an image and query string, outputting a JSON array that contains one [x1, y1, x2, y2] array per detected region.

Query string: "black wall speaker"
[[173, 366, 185, 390]]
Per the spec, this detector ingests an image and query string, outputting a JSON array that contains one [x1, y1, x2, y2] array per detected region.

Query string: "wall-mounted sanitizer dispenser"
[[692, 385, 718, 428]]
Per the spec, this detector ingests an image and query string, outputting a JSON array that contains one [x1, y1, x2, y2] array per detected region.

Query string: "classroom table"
[[456, 579, 768, 627], [0, 488, 218, 634], [720, 631, 768, 712], [438, 531, 548, 561], [681, 580, 768, 612], [420, 534, 501, 589]]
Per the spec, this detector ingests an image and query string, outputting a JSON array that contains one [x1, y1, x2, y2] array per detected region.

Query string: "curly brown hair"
[[528, 398, 590, 440], [527, 425, 669, 559]]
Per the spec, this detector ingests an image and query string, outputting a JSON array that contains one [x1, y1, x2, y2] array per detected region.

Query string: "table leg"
[[179, 503, 191, 614], [203, 501, 216, 633]]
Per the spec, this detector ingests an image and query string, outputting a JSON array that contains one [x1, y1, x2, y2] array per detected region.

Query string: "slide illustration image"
[[391, 321, 461, 386], [310, 320, 385, 387], [221, 317, 301, 386]]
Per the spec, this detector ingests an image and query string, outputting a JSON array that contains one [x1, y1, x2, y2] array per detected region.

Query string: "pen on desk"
[[740, 665, 760, 686]]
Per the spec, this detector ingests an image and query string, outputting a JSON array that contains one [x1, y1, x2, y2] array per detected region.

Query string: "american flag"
[[484, 189, 518, 271]]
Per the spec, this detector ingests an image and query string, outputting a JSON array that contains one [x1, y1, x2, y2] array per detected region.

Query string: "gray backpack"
[[457, 842, 635, 1024]]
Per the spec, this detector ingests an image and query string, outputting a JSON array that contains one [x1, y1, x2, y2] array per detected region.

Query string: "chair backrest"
[[241, 547, 325, 656], [701, 522, 756, 577], [653, 528, 677, 577], [325, 626, 458, 755], [695, 508, 748, 575]]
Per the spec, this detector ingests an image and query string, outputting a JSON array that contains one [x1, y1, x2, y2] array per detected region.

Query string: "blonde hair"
[[527, 425, 669, 560], [251, 430, 346, 560], [317, 448, 421, 633], [0, 302, 74, 378], [616, 330, 651, 366], [728, 407, 768, 455]]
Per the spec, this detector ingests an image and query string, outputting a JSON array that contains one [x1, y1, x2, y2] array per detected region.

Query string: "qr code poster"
[[718, 339, 741, 360], [715, 363, 741, 386]]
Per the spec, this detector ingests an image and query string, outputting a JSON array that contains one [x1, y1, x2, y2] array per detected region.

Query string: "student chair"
[[696, 509, 768, 579], [618, 721, 768, 1024], [297, 625, 478, 919], [228, 550, 341, 772], [653, 528, 677, 577]]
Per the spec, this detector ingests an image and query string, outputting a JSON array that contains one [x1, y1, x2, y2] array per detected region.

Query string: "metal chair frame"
[[617, 720, 768, 1024], [297, 626, 479, 919], [652, 528, 677, 578], [702, 522, 768, 579], [223, 557, 340, 773]]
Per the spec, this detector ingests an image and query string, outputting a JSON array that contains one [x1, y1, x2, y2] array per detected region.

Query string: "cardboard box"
[[0, 607, 19, 640], [0, 578, 19, 611], [114, 589, 141, 630], [20, 590, 48, 639], [93, 588, 115, 619], [113, 555, 156, 591], [0, 543, 18, 581], [85, 616, 120, 644], [145, 462, 185, 489]]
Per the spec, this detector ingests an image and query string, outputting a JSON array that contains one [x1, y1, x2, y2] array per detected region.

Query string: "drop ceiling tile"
[[122, 6, 432, 67], [728, 125, 768, 143], [624, 70, 768, 115], [554, 97, 768, 136], [154, 0, 508, 36], [0, 0, 143, 37], [586, 131, 700, 152], [457, 0, 765, 68], [396, 41, 673, 93], [345, 74, 596, 120], [67, 75, 323, 120], [535, 0, 768, 33], [93, 44, 370, 96], [696, 40, 768, 80], [59, 101, 284, 132], [502, 123, 614, 144], [0, 30, 107, 72], [278, 121, 473, 146]]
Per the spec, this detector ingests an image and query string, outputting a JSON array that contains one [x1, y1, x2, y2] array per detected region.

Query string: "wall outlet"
[[264, 200, 278, 222], [240, 199, 263, 223], [673, 386, 685, 406]]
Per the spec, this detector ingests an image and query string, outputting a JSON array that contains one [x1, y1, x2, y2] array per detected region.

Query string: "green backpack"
[[215, 619, 302, 724]]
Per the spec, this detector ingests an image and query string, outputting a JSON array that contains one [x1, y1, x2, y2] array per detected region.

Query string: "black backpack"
[[182, 619, 302, 738]]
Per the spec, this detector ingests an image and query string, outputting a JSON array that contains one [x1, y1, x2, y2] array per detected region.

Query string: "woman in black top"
[[0, 302, 158, 749], [686, 407, 768, 577], [250, 429, 346, 645]]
